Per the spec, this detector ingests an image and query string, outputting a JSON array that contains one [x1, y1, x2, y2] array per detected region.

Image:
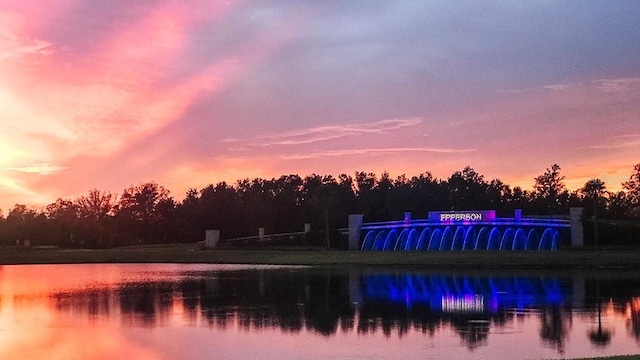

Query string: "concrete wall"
[[348, 214, 364, 250], [205, 230, 220, 248], [570, 207, 584, 248]]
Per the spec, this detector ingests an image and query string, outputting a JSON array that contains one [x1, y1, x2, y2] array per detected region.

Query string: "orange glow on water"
[[1, 264, 639, 360]]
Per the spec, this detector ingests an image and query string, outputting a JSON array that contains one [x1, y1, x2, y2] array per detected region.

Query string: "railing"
[[361, 217, 570, 231]]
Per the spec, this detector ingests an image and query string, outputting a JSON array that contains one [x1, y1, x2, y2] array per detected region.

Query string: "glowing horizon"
[[0, 1, 638, 212]]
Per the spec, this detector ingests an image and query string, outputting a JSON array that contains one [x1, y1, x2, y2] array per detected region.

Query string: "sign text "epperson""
[[427, 210, 496, 222]]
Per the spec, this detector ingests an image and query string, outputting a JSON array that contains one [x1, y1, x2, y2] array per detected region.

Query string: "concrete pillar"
[[205, 230, 220, 248], [304, 223, 311, 233], [348, 214, 364, 251], [515, 209, 522, 221], [258, 227, 265, 241], [348, 268, 363, 308], [571, 273, 585, 309], [570, 207, 584, 248], [404, 212, 411, 225]]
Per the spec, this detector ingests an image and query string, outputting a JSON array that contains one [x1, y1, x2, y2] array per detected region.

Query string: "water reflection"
[[0, 264, 638, 360], [629, 297, 640, 343]]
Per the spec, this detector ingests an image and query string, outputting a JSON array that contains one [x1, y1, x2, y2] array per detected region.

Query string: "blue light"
[[360, 210, 570, 251], [360, 274, 567, 313]]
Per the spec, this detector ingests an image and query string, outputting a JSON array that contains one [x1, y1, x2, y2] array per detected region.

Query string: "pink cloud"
[[0, 1, 637, 212], [251, 117, 424, 145], [0, 1, 312, 210]]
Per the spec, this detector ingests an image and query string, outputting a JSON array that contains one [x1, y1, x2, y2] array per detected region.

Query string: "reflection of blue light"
[[442, 294, 484, 313], [360, 274, 567, 313]]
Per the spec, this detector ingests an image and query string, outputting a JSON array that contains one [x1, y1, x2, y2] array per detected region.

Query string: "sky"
[[0, 0, 639, 212]]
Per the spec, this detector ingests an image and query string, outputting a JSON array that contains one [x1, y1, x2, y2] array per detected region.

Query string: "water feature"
[[359, 210, 570, 251], [0, 264, 638, 359], [361, 225, 562, 251]]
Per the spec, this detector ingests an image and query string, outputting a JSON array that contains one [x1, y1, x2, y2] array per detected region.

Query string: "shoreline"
[[0, 245, 638, 269]]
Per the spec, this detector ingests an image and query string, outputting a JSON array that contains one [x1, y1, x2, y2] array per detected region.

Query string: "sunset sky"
[[1, 0, 638, 212]]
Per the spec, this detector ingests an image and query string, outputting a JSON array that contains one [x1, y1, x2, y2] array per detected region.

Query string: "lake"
[[0, 264, 638, 359]]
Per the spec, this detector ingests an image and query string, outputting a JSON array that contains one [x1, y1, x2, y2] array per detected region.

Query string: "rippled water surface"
[[0, 264, 638, 359]]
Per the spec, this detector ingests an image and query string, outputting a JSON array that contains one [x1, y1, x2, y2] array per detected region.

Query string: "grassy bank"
[[0, 244, 638, 269]]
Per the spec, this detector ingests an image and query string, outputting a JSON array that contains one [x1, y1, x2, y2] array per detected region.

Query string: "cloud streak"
[[2, 163, 66, 175], [587, 134, 640, 150], [277, 147, 476, 160], [245, 117, 423, 146], [0, 31, 52, 60]]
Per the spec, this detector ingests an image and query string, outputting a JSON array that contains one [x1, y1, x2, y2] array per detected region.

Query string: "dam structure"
[[351, 209, 582, 251]]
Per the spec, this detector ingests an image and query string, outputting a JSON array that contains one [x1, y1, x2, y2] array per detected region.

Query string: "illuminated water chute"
[[475, 227, 489, 250], [513, 228, 527, 250], [440, 227, 454, 250], [417, 228, 432, 250], [429, 228, 443, 251], [452, 227, 465, 250], [500, 228, 515, 250], [487, 228, 501, 250], [405, 229, 419, 250], [539, 228, 559, 250], [527, 229, 539, 250], [373, 231, 387, 251], [382, 229, 398, 250], [394, 229, 411, 250], [463, 227, 476, 250], [361, 231, 376, 251], [361, 225, 561, 251]]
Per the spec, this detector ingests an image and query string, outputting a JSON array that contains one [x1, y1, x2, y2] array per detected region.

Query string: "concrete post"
[[348, 268, 363, 308], [570, 207, 584, 248], [348, 214, 364, 251], [572, 272, 585, 309], [404, 212, 411, 225], [258, 227, 265, 241], [515, 209, 522, 221], [205, 230, 220, 248]]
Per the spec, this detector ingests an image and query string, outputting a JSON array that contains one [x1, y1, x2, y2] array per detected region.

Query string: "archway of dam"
[[360, 225, 561, 251], [359, 210, 570, 251]]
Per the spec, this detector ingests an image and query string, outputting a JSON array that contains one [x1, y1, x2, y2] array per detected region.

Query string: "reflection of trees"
[[119, 283, 175, 326], [54, 289, 112, 319], [627, 297, 640, 343], [451, 318, 490, 349], [47, 269, 640, 353], [588, 283, 612, 347], [357, 301, 440, 337], [539, 307, 571, 354]]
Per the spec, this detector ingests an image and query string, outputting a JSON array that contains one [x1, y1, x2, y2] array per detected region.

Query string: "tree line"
[[0, 163, 638, 248]]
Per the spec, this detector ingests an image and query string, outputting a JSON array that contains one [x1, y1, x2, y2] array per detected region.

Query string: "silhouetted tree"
[[533, 164, 568, 214], [3, 204, 46, 245], [72, 189, 117, 247], [115, 182, 173, 244], [622, 163, 640, 219], [2, 164, 640, 248], [77, 189, 115, 219], [199, 182, 243, 239], [580, 179, 606, 247], [447, 166, 489, 210], [355, 172, 382, 221], [44, 198, 79, 247], [487, 178, 511, 216], [408, 172, 449, 214]]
